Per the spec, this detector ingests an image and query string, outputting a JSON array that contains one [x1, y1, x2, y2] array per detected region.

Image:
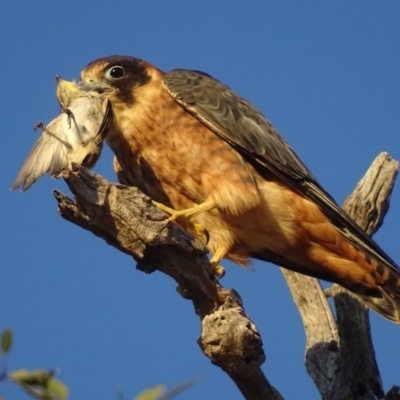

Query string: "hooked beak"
[[78, 77, 114, 94]]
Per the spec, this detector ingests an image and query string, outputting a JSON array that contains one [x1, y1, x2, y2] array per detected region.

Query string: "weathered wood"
[[54, 151, 399, 400], [55, 164, 282, 400], [331, 152, 398, 400], [282, 152, 399, 400], [280, 269, 340, 396]]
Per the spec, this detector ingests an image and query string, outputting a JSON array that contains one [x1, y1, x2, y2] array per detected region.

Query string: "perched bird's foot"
[[152, 199, 216, 222], [190, 223, 210, 244], [210, 262, 226, 279], [152, 201, 177, 219], [152, 200, 214, 243], [209, 247, 227, 279]]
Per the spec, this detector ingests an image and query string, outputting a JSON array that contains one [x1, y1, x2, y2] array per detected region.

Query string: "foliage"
[[0, 328, 194, 400]]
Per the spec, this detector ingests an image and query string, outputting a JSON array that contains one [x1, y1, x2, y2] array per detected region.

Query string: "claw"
[[209, 247, 227, 279], [210, 262, 226, 279], [152, 200, 214, 243], [191, 223, 210, 244], [152, 200, 224, 277]]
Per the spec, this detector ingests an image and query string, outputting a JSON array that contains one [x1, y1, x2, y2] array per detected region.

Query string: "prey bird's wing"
[[11, 116, 70, 192], [12, 95, 111, 192], [163, 69, 399, 272]]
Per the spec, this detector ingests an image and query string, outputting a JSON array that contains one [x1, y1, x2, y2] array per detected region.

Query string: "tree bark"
[[54, 153, 399, 400], [54, 163, 282, 400], [282, 152, 399, 400]]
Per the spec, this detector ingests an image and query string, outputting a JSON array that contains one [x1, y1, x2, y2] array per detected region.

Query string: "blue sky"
[[1, 1, 400, 399]]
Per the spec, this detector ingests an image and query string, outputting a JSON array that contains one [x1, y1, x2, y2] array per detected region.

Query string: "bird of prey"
[[79, 55, 400, 322], [11, 77, 112, 191]]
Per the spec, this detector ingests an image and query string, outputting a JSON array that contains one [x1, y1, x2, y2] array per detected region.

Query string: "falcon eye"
[[105, 65, 125, 80]]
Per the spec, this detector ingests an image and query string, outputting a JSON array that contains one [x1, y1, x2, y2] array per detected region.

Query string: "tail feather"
[[252, 248, 400, 324], [361, 269, 400, 323]]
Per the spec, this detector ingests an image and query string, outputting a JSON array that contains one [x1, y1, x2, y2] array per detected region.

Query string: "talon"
[[210, 263, 225, 279], [210, 247, 228, 280], [152, 201, 211, 243], [192, 222, 205, 236], [190, 223, 210, 244]]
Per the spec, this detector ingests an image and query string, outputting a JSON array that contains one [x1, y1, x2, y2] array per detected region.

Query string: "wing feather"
[[163, 69, 399, 272], [11, 117, 68, 192]]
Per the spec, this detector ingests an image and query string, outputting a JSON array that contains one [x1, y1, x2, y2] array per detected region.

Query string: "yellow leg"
[[210, 247, 227, 279], [152, 199, 216, 222], [153, 199, 226, 277], [152, 199, 215, 243]]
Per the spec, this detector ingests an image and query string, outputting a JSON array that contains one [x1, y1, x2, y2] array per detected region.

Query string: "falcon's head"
[[80, 55, 163, 107]]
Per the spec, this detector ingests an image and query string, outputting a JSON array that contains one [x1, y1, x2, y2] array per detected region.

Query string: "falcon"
[[79, 55, 400, 323], [11, 77, 112, 191]]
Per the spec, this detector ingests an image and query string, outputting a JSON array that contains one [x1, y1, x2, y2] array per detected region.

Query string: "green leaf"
[[134, 385, 165, 400], [134, 380, 197, 400], [1, 329, 12, 354], [158, 380, 197, 400], [46, 378, 68, 400], [9, 369, 68, 400]]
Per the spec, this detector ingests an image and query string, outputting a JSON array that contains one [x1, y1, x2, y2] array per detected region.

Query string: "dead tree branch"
[[54, 164, 283, 400], [54, 152, 399, 400], [282, 152, 399, 400]]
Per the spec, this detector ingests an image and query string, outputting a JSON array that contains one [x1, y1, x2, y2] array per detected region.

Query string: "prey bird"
[[73, 55, 399, 322], [11, 77, 112, 191]]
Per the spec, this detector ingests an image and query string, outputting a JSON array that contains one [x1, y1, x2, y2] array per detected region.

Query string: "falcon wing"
[[163, 69, 399, 272]]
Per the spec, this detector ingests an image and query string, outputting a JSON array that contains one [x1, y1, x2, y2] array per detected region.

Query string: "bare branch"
[[54, 165, 283, 400], [331, 152, 399, 400], [54, 151, 399, 400], [282, 152, 399, 399], [280, 270, 340, 396], [343, 152, 399, 236]]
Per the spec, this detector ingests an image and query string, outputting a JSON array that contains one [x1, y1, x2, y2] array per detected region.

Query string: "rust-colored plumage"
[[80, 55, 400, 323]]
